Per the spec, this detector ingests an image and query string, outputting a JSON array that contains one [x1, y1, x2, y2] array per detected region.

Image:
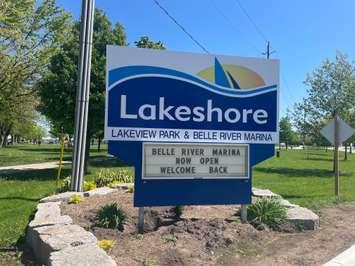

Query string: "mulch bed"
[[61, 190, 355, 266]]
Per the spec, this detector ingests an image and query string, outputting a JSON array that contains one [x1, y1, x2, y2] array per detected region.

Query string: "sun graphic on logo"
[[197, 58, 265, 90]]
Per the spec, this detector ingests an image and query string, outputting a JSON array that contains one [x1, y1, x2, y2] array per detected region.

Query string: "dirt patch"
[[61, 191, 355, 266]]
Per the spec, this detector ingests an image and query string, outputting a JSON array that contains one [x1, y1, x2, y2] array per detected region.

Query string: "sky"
[[56, 0, 355, 116]]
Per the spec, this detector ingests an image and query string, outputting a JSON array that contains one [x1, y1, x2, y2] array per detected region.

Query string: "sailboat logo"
[[197, 58, 266, 90]]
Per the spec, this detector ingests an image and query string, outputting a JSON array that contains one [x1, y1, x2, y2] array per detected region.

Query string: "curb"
[[26, 187, 120, 266], [323, 245, 355, 266]]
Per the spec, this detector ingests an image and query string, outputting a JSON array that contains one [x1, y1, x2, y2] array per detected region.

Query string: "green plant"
[[96, 203, 126, 229], [247, 198, 287, 230], [84, 181, 97, 191], [69, 194, 83, 204], [127, 184, 134, 193], [95, 169, 133, 187], [143, 258, 157, 266], [171, 205, 184, 219], [97, 239, 115, 251], [58, 176, 71, 192]]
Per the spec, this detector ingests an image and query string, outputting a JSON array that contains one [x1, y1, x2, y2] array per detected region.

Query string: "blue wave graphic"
[[108, 66, 277, 96]]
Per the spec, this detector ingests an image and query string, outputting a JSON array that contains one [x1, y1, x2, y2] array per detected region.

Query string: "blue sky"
[[56, 0, 355, 116]]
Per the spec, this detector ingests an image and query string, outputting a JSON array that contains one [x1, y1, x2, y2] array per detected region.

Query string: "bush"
[[95, 169, 133, 187], [127, 184, 134, 193], [96, 203, 126, 229], [97, 239, 115, 251], [84, 181, 97, 191], [171, 205, 184, 219], [247, 198, 287, 230], [69, 194, 83, 204], [58, 176, 71, 192]]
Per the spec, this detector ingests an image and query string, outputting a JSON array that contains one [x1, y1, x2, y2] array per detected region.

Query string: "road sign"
[[320, 116, 355, 145], [105, 46, 279, 207]]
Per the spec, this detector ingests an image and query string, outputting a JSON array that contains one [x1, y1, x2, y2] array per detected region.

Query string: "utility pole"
[[334, 115, 339, 198], [262, 41, 275, 59], [263, 41, 278, 156], [71, 0, 95, 192]]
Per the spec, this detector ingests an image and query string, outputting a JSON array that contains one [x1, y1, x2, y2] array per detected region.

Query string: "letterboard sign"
[[143, 143, 248, 179], [105, 46, 279, 207]]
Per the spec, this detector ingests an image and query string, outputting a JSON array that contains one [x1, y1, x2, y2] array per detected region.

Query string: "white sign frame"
[[141, 142, 249, 180]]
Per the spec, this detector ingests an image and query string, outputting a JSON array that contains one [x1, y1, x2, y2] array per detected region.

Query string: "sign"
[[320, 116, 355, 145], [143, 143, 248, 179], [105, 46, 279, 207]]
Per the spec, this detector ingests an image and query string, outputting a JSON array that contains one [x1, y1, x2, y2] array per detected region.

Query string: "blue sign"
[[105, 46, 279, 207]]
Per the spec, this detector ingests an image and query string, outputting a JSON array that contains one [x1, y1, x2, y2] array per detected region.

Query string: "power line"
[[152, 0, 210, 54], [233, 0, 268, 43], [209, 0, 263, 54]]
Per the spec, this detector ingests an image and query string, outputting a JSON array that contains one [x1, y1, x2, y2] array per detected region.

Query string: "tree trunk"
[[84, 135, 91, 175], [285, 142, 288, 150], [350, 144, 352, 154], [97, 136, 101, 152], [344, 143, 348, 160]]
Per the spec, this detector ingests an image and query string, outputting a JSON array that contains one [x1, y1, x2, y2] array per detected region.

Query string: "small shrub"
[[127, 184, 134, 193], [69, 194, 83, 204], [247, 198, 287, 230], [96, 203, 126, 229], [143, 259, 157, 266], [58, 176, 71, 192], [84, 181, 97, 191], [97, 239, 115, 251], [171, 205, 184, 219], [95, 169, 133, 187]]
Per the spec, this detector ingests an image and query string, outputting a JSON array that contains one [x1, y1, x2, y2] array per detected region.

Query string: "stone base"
[[49, 244, 116, 266]]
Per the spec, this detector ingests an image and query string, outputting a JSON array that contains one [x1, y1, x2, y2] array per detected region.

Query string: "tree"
[[37, 9, 127, 171], [293, 52, 355, 148], [304, 52, 354, 119], [135, 36, 165, 49], [279, 116, 295, 150], [0, 0, 69, 147]]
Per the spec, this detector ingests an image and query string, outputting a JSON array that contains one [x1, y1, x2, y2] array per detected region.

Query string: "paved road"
[[0, 161, 71, 173]]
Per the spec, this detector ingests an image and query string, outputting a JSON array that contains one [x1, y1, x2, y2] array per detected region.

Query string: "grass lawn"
[[254, 148, 355, 209], [0, 143, 109, 167], [0, 144, 354, 258], [0, 144, 132, 251]]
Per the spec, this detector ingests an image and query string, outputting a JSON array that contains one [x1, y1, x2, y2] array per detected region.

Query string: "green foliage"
[[135, 36, 165, 50], [247, 198, 287, 230], [0, 0, 70, 146], [69, 194, 83, 204], [58, 176, 71, 192], [97, 239, 115, 251], [292, 52, 355, 144], [96, 203, 126, 229], [95, 169, 133, 187], [127, 184, 134, 193], [37, 9, 126, 137], [84, 181, 97, 191], [143, 259, 157, 266], [171, 206, 184, 219], [279, 116, 298, 148]]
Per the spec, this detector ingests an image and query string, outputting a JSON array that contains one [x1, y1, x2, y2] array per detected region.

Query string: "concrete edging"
[[323, 245, 355, 266], [27, 187, 119, 266]]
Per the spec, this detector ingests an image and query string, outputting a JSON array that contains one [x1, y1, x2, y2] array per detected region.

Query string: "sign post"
[[321, 115, 355, 197], [105, 46, 279, 230]]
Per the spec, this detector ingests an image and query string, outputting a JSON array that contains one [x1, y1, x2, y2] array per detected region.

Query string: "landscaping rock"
[[286, 206, 319, 230], [84, 187, 116, 197], [28, 202, 72, 228], [40, 192, 84, 203], [252, 187, 279, 198], [48, 244, 116, 266], [30, 224, 97, 264], [278, 199, 299, 208], [109, 183, 133, 190]]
